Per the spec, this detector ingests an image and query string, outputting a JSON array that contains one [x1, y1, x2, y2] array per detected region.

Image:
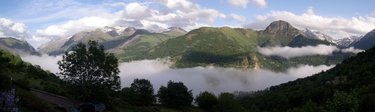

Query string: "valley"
[[1, 1, 375, 111]]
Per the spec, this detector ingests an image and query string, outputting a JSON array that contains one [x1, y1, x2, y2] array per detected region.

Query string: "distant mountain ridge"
[[0, 37, 39, 55], [39, 26, 187, 56]]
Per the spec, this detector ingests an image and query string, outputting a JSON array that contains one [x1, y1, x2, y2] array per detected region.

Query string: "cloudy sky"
[[0, 0, 375, 47]]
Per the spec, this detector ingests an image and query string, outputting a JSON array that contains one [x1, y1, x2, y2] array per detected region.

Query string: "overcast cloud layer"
[[258, 45, 363, 59], [21, 55, 334, 95]]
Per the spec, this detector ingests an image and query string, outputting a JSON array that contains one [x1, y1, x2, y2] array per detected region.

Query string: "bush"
[[157, 81, 193, 107], [195, 91, 217, 111]]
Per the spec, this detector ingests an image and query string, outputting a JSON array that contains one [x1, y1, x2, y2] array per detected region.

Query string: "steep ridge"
[[239, 46, 375, 111], [351, 29, 375, 50]]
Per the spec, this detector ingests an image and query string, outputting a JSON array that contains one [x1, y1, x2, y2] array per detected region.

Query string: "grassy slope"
[[114, 32, 185, 61]]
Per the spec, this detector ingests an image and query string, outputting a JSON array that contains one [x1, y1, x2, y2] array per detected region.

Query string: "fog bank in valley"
[[258, 45, 363, 59], [118, 60, 334, 95], [22, 55, 334, 95]]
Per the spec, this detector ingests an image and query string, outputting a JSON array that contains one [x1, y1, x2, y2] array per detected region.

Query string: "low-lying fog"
[[22, 55, 334, 95]]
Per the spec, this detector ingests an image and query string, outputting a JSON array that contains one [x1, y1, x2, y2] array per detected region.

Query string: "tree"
[[217, 93, 247, 112], [195, 91, 217, 111], [58, 40, 120, 101], [326, 91, 359, 112], [121, 79, 155, 106], [157, 81, 193, 107]]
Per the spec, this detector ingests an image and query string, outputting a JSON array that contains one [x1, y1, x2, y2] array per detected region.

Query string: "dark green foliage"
[[237, 46, 375, 112], [58, 40, 120, 101], [0, 49, 60, 111], [195, 91, 217, 111], [217, 93, 247, 112], [14, 78, 30, 90], [326, 91, 359, 112], [121, 79, 155, 106], [0, 74, 12, 90], [157, 81, 193, 107]]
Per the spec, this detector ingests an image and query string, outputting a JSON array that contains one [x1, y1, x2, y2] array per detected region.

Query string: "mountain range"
[[1, 20, 375, 71]]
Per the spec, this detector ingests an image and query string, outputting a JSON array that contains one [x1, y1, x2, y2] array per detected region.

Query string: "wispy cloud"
[[258, 45, 339, 59], [228, 0, 267, 8], [341, 47, 364, 53]]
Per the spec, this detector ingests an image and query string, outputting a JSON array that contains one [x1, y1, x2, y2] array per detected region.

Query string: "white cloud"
[[157, 0, 199, 12], [228, 0, 266, 8], [228, 0, 249, 8], [306, 7, 314, 15], [251, 0, 267, 8], [106, 2, 127, 7], [341, 47, 364, 53], [156, 0, 226, 23], [36, 16, 115, 37], [228, 13, 246, 23], [246, 8, 375, 39], [122, 2, 152, 19], [0, 18, 31, 40], [36, 0, 243, 41], [258, 45, 339, 59], [21, 55, 334, 95]]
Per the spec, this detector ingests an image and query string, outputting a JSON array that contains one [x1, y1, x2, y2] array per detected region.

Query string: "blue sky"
[[0, 0, 374, 47]]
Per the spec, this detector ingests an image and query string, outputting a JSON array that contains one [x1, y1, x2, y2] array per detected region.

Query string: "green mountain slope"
[[0, 49, 64, 111], [112, 32, 184, 61], [0, 37, 39, 55], [145, 27, 260, 67], [238, 47, 375, 112], [138, 22, 346, 70]]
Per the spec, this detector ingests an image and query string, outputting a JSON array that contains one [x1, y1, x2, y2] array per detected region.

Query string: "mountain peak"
[[264, 20, 299, 34]]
